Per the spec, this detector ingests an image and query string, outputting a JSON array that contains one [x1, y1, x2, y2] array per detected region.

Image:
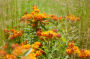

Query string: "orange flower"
[[76, 17, 80, 21], [85, 50, 90, 57], [0, 50, 7, 56], [4, 54, 17, 59], [52, 29, 57, 32], [40, 30, 61, 39], [66, 41, 90, 58], [58, 16, 62, 20], [9, 34, 14, 40], [32, 44, 39, 49], [34, 9, 39, 13], [20, 15, 26, 21], [25, 20, 29, 24], [11, 29, 15, 32], [4, 28, 9, 34], [34, 14, 46, 21], [18, 31, 23, 36], [36, 30, 42, 36], [32, 24, 36, 27], [66, 47, 72, 55], [12, 44, 31, 56], [33, 6, 37, 10], [56, 34, 61, 38], [26, 14, 32, 19], [78, 49, 90, 58], [36, 50, 42, 56], [78, 49, 86, 58], [51, 15, 58, 21], [32, 42, 42, 49], [24, 53, 36, 59], [68, 41, 74, 47], [65, 14, 80, 22], [11, 43, 19, 49], [66, 41, 79, 55], [9, 29, 23, 40]]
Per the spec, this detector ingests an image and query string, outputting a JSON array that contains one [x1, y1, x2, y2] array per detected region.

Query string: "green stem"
[[47, 40, 50, 59]]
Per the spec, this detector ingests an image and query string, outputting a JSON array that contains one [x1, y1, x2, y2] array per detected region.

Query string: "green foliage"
[[0, 0, 89, 59]]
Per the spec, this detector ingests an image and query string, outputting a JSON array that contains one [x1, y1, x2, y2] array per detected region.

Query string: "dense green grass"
[[0, 0, 90, 49]]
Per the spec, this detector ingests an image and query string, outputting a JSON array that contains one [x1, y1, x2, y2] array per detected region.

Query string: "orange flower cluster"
[[21, 53, 36, 59], [20, 6, 47, 28], [66, 41, 79, 55], [66, 41, 90, 58], [12, 44, 31, 56], [4, 54, 17, 59], [32, 42, 42, 49], [35, 49, 45, 56], [78, 49, 90, 58], [50, 15, 62, 21], [0, 50, 7, 56], [65, 14, 80, 22], [12, 42, 45, 59], [21, 49, 45, 59], [9, 29, 23, 40], [11, 43, 19, 49], [4, 28, 23, 40], [36, 30, 61, 40], [31, 42, 45, 57]]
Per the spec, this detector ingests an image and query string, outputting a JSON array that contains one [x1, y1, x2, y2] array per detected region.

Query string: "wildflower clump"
[[11, 43, 19, 49], [32, 42, 42, 49], [12, 42, 45, 59], [66, 41, 90, 58], [12, 44, 31, 56], [4, 54, 17, 59], [49, 15, 62, 21], [36, 30, 61, 41], [66, 41, 79, 55], [4, 28, 23, 40], [65, 14, 80, 22], [1, 5, 82, 59], [0, 50, 7, 56], [78, 49, 90, 58], [20, 6, 47, 28]]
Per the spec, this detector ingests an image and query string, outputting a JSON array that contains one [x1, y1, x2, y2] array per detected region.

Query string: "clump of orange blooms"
[[66, 41, 79, 55], [32, 42, 42, 49], [78, 49, 90, 58], [36, 30, 61, 40], [0, 50, 7, 56], [21, 53, 36, 59], [1, 6, 82, 59], [50, 15, 58, 21], [20, 6, 63, 28], [12, 42, 45, 59], [11, 43, 19, 49], [4, 54, 17, 59], [49, 15, 62, 21], [20, 6, 47, 28], [66, 41, 90, 58], [12, 44, 31, 56], [0, 42, 44, 59], [4, 28, 23, 40], [65, 14, 80, 22], [21, 49, 45, 59], [41, 30, 61, 38]]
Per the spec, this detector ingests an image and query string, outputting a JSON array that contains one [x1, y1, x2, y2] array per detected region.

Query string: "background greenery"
[[0, 0, 90, 51]]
